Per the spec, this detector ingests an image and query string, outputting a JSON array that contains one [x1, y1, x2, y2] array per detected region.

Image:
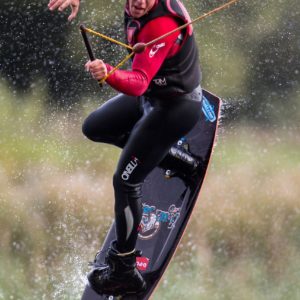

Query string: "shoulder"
[[146, 15, 179, 29], [138, 16, 180, 41]]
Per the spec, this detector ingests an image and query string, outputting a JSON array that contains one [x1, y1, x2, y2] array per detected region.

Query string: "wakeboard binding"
[[87, 242, 146, 297], [161, 138, 202, 180]]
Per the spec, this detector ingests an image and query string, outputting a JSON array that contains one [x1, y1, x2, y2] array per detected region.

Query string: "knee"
[[82, 114, 101, 142], [113, 173, 142, 199], [82, 116, 93, 140]]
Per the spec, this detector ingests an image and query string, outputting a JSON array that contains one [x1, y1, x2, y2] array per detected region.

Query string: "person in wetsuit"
[[48, 0, 202, 296]]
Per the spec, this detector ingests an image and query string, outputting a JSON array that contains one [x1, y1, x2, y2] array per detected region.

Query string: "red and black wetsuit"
[[82, 0, 203, 253]]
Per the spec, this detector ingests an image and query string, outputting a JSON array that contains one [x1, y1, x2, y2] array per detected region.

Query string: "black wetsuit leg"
[[82, 93, 142, 148], [82, 89, 203, 253]]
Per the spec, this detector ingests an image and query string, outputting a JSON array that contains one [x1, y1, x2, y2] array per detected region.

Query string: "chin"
[[131, 10, 145, 18]]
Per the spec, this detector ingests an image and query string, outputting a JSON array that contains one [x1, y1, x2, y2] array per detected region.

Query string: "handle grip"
[[80, 24, 102, 87]]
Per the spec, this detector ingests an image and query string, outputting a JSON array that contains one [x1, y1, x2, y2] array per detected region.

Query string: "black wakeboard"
[[81, 89, 221, 300]]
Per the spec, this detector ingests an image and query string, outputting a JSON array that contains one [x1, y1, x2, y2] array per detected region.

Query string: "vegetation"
[[0, 0, 299, 298], [0, 80, 299, 299]]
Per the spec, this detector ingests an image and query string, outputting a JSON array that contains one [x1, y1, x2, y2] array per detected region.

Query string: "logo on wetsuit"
[[121, 156, 140, 181], [153, 77, 167, 86], [149, 42, 166, 58]]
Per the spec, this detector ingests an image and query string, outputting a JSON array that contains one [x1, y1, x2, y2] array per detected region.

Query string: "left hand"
[[48, 0, 80, 21], [85, 59, 108, 81]]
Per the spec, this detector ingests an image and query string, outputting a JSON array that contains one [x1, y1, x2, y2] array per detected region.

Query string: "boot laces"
[[89, 249, 106, 268], [88, 248, 142, 268]]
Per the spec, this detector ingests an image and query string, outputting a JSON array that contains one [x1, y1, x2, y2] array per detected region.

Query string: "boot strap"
[[117, 249, 136, 257]]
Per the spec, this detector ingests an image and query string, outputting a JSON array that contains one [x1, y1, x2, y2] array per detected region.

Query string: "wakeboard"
[[81, 89, 221, 300]]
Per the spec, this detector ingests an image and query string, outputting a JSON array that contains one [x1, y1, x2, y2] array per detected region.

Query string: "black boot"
[[160, 138, 200, 178], [87, 242, 146, 296]]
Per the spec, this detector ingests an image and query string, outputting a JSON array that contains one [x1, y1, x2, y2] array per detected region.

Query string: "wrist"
[[105, 63, 114, 74]]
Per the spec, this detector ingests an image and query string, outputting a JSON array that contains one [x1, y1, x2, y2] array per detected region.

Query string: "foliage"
[[0, 81, 299, 299], [0, 0, 299, 298]]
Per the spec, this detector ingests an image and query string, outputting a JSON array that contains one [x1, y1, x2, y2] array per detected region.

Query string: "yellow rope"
[[99, 52, 135, 84], [84, 27, 133, 51], [145, 0, 240, 48]]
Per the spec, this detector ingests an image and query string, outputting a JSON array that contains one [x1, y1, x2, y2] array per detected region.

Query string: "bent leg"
[[82, 94, 142, 148]]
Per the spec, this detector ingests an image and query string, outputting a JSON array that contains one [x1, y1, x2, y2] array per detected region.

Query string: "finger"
[[93, 75, 105, 81], [89, 64, 101, 71], [85, 61, 91, 71], [68, 5, 79, 21], [92, 71, 106, 80], [89, 59, 101, 66], [48, 0, 64, 10], [93, 70, 106, 76], [89, 62, 105, 70], [48, 0, 58, 7], [58, 0, 71, 11], [90, 67, 106, 75], [89, 60, 105, 70]]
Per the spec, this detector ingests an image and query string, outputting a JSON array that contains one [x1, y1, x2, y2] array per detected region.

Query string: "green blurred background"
[[0, 0, 299, 299]]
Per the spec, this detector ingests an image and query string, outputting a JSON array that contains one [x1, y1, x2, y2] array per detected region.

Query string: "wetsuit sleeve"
[[106, 16, 180, 96]]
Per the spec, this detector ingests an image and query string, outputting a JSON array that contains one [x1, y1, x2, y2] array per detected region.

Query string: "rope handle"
[[80, 24, 103, 87]]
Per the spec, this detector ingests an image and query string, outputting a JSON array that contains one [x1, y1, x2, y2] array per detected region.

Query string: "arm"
[[87, 16, 180, 96], [48, 0, 80, 21]]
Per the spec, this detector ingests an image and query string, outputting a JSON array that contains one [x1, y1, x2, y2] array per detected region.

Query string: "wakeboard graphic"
[[81, 89, 221, 300]]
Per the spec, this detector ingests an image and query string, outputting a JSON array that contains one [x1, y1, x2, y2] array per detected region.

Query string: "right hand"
[[48, 0, 80, 21], [85, 59, 108, 82]]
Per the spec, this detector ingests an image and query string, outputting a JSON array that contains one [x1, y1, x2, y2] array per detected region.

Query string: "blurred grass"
[[0, 80, 300, 299]]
